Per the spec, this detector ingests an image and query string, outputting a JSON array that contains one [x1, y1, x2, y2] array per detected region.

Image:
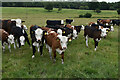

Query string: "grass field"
[[1, 7, 119, 78]]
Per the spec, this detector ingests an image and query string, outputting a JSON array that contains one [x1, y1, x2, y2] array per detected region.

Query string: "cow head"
[[100, 28, 108, 37], [57, 29, 63, 35], [110, 26, 114, 32], [20, 36, 25, 46], [35, 28, 43, 42], [81, 25, 85, 30], [8, 34, 15, 44], [57, 35, 68, 50], [22, 25, 28, 30], [71, 26, 78, 39]]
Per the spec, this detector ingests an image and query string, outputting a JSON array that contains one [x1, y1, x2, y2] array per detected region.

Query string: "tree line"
[[2, 2, 120, 10]]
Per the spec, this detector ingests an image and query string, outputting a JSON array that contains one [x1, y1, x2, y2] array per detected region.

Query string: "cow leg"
[[2, 43, 5, 52], [52, 48, 56, 63], [85, 35, 88, 47], [25, 36, 31, 48], [94, 39, 98, 51], [16, 39, 19, 48], [48, 46, 52, 60], [32, 45, 36, 58], [40, 45, 43, 56], [37, 46, 40, 53], [61, 52, 64, 64], [14, 42, 16, 49], [8, 43, 11, 53], [17, 38, 21, 48]]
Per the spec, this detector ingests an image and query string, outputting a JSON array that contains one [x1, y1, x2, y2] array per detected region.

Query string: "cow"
[[65, 19, 74, 24], [46, 25, 73, 39], [11, 19, 25, 28], [10, 26, 26, 48], [97, 19, 112, 25], [89, 22, 114, 32], [30, 25, 46, 58], [46, 20, 64, 26], [1, 19, 27, 34], [2, 20, 16, 34], [0, 29, 15, 52], [74, 25, 84, 35], [42, 29, 70, 64], [84, 25, 108, 51], [111, 19, 120, 26], [65, 24, 78, 39]]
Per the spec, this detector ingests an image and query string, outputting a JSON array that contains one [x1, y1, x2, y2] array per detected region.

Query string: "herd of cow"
[[0, 18, 119, 64]]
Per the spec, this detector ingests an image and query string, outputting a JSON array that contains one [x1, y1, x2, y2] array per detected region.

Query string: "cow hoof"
[[53, 59, 56, 63], [94, 49, 97, 51], [62, 62, 64, 64], [50, 57, 52, 60], [41, 54, 43, 56], [9, 50, 11, 53], [32, 55, 35, 58]]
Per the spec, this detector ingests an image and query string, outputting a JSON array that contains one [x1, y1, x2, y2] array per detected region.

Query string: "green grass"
[[2, 7, 119, 78]]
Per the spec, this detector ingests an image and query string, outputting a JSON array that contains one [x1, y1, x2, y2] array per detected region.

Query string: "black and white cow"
[[10, 26, 26, 48], [74, 25, 84, 35], [30, 25, 46, 58], [111, 19, 120, 26], [84, 25, 108, 51], [65, 19, 74, 24]]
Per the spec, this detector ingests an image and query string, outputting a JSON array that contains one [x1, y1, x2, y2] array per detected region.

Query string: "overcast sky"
[[0, 0, 119, 2], [95, 0, 119, 2]]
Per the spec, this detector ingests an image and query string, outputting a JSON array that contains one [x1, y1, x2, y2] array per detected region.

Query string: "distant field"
[[2, 7, 119, 78]]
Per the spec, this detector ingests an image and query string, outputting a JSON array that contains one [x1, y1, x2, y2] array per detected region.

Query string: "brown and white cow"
[[0, 29, 15, 52], [97, 19, 112, 25], [42, 27, 70, 64]]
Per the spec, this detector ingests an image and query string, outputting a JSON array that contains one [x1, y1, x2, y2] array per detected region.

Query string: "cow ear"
[[22, 21, 25, 23]]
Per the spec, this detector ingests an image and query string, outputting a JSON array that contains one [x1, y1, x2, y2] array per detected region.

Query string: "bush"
[[44, 3, 53, 12], [117, 8, 120, 15], [79, 14, 84, 18], [79, 13, 92, 18], [95, 9, 101, 14], [84, 13, 92, 18]]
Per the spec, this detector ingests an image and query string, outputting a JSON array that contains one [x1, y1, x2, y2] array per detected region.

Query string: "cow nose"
[[38, 39, 41, 42], [11, 42, 14, 44], [63, 47, 66, 50], [21, 44, 24, 46]]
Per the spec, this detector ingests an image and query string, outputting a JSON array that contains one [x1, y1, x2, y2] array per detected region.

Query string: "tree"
[[58, 4, 62, 12], [88, 2, 100, 10], [44, 3, 53, 12], [117, 8, 120, 15], [99, 2, 110, 10]]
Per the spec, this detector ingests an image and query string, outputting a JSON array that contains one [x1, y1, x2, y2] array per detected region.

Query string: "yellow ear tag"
[[45, 32, 47, 35], [69, 39, 72, 42], [63, 31, 65, 33], [106, 31, 108, 32], [57, 39, 59, 41]]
